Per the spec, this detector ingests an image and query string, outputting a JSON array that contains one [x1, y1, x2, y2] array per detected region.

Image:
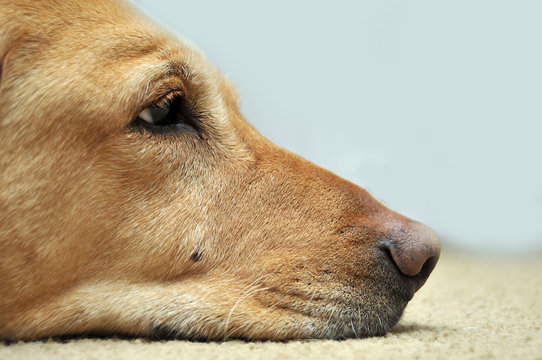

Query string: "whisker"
[[351, 319, 359, 338], [222, 274, 270, 339], [302, 289, 317, 314]]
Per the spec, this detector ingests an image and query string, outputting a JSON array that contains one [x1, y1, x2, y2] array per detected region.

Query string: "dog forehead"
[[1, 0, 249, 158], [4, 0, 207, 71], [2, 0, 225, 116]]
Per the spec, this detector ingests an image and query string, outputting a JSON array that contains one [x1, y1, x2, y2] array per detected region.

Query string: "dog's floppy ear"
[[0, 24, 10, 89], [0, 39, 11, 90], [0, 16, 20, 90], [0, 17, 7, 88]]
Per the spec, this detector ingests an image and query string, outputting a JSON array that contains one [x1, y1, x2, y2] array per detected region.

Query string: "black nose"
[[383, 222, 441, 278]]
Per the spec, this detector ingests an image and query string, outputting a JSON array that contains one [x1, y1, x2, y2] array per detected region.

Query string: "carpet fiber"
[[2, 250, 541, 360]]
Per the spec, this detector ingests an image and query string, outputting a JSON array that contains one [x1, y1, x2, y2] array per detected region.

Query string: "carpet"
[[2, 249, 541, 360]]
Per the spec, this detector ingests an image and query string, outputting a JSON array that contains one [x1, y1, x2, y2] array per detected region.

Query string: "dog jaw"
[[0, 0, 439, 340]]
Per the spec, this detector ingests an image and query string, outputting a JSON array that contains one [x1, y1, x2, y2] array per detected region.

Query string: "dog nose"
[[384, 222, 441, 277]]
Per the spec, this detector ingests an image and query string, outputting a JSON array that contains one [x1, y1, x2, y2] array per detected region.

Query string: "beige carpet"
[[2, 250, 541, 360]]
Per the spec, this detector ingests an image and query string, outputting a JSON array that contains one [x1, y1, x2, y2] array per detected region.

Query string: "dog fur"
[[0, 0, 439, 340]]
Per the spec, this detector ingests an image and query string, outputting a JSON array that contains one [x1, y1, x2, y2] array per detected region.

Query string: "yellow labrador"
[[0, 0, 440, 340]]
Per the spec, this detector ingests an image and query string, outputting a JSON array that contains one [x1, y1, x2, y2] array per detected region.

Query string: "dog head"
[[0, 0, 440, 340]]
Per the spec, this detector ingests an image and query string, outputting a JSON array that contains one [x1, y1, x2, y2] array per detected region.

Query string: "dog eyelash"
[[134, 95, 200, 134]]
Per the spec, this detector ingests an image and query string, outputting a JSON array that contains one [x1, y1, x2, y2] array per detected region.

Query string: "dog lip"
[[398, 279, 417, 301], [378, 246, 428, 301], [400, 256, 437, 298]]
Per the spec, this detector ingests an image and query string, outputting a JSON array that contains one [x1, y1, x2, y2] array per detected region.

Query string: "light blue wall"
[[132, 0, 542, 253]]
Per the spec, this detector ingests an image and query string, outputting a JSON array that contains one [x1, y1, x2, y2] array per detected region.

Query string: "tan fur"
[[0, 0, 437, 340]]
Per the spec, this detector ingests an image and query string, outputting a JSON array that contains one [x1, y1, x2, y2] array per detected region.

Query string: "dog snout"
[[383, 222, 441, 280]]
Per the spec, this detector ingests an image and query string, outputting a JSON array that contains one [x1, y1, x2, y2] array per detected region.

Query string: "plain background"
[[132, 0, 541, 254]]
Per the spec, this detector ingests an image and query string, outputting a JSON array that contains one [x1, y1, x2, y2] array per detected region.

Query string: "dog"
[[0, 0, 440, 340]]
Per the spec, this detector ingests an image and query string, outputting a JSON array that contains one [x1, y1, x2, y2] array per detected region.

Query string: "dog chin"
[[146, 281, 410, 340], [152, 302, 406, 341], [301, 271, 415, 338], [312, 292, 409, 339], [318, 307, 405, 339]]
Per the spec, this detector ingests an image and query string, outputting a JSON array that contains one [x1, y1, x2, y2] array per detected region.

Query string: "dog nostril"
[[384, 222, 441, 278], [419, 255, 439, 277]]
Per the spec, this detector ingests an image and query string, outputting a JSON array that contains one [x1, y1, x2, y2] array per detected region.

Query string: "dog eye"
[[137, 105, 170, 125], [135, 96, 199, 133]]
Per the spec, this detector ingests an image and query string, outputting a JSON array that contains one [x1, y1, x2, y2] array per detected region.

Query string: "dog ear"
[[0, 25, 10, 88], [0, 18, 19, 89], [0, 16, 7, 87]]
